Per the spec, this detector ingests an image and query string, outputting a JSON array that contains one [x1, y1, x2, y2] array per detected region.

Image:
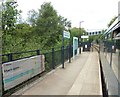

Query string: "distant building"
[[87, 31, 102, 36]]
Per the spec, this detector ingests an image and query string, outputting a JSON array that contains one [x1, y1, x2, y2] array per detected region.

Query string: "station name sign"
[[63, 31, 70, 39]]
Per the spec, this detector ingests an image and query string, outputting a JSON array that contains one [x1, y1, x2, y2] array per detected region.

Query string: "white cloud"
[[17, 0, 120, 31]]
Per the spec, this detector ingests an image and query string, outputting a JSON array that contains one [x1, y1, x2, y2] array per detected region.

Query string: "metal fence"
[[43, 45, 73, 72], [2, 50, 40, 63], [2, 46, 73, 69], [0, 45, 74, 96]]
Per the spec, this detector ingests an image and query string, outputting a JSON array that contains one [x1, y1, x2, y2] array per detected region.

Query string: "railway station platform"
[[13, 50, 102, 95]]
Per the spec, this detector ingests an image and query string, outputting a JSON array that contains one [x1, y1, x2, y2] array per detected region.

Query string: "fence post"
[[61, 46, 64, 68], [52, 48, 55, 69], [69, 45, 71, 63], [67, 46, 69, 60], [61, 47, 62, 65], [8, 53, 13, 61], [36, 50, 40, 55]]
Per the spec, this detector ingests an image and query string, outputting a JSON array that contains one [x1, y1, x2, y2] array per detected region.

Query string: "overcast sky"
[[17, 0, 120, 32]]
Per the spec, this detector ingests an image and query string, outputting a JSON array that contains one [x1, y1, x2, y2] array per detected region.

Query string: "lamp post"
[[79, 21, 84, 29], [79, 21, 84, 54], [79, 21, 84, 39]]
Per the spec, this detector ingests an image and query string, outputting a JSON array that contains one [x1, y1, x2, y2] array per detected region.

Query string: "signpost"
[[0, 64, 2, 97], [62, 31, 70, 68]]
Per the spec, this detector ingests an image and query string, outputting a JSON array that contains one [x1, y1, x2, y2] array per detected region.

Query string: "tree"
[[2, 1, 21, 53], [27, 9, 38, 26], [35, 2, 71, 48], [70, 27, 86, 38], [2, 1, 20, 33], [2, 1, 72, 55], [14, 23, 33, 50], [69, 27, 87, 43]]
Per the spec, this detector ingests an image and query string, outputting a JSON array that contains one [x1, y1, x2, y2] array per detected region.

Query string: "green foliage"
[[70, 27, 86, 36], [27, 9, 38, 26], [2, 1, 21, 54], [70, 27, 87, 43], [2, 1, 20, 33], [2, 1, 72, 56], [89, 34, 103, 43], [34, 2, 71, 49], [15, 23, 33, 51]]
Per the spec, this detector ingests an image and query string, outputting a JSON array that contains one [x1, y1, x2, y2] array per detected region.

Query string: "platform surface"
[[13, 51, 102, 95]]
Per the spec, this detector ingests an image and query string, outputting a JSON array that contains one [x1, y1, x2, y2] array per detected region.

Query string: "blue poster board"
[[73, 37, 79, 58]]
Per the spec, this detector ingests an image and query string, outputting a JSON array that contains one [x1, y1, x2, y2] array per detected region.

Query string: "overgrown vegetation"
[[1, 1, 86, 55]]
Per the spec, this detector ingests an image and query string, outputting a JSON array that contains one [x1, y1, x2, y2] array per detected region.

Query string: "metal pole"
[[68, 29, 71, 63], [79, 21, 84, 54], [0, 65, 2, 97], [62, 32, 64, 68], [36, 50, 40, 55], [0, 50, 2, 96], [8, 53, 13, 61], [69, 44, 71, 63], [52, 48, 55, 69]]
